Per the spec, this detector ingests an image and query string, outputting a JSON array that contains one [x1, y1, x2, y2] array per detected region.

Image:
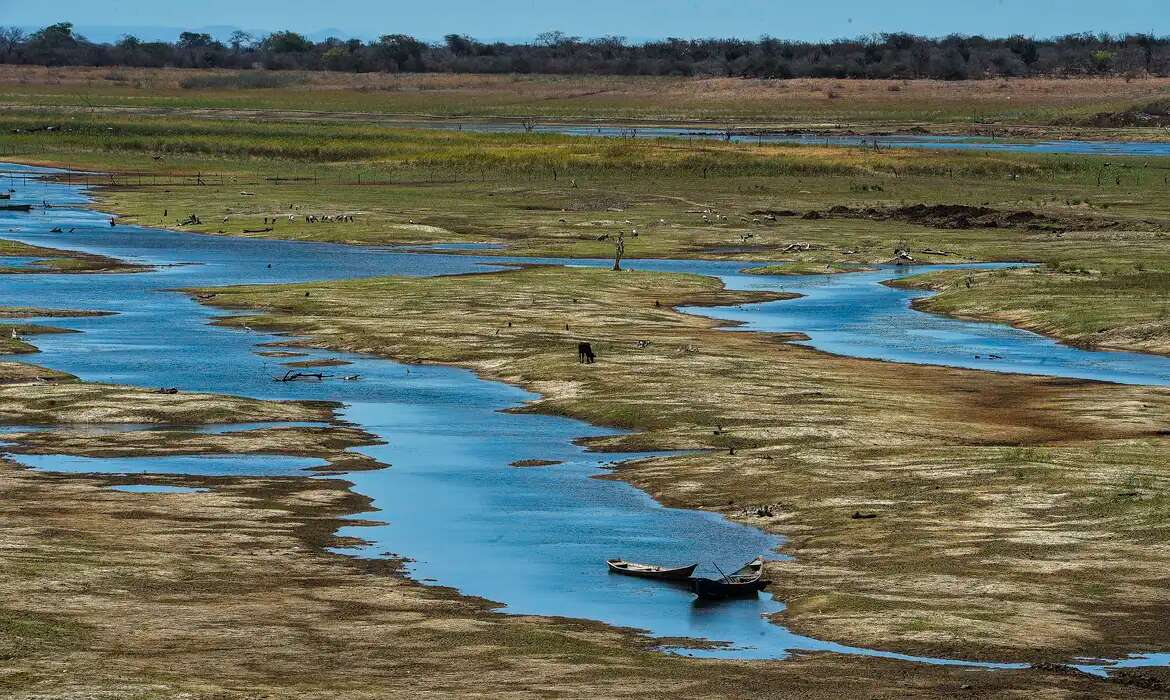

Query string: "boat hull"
[[606, 560, 698, 581], [691, 575, 770, 599]]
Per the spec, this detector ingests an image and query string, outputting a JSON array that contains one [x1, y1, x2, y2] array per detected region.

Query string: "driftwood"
[[243, 227, 274, 234], [274, 369, 328, 382]]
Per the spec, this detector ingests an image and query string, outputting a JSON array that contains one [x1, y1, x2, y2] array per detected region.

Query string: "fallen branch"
[[274, 370, 328, 382]]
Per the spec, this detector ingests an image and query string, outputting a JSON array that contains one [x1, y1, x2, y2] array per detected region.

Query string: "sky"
[[3, 0, 1168, 43]]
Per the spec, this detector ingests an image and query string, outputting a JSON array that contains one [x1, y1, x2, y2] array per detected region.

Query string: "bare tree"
[[612, 233, 625, 271], [0, 27, 25, 58]]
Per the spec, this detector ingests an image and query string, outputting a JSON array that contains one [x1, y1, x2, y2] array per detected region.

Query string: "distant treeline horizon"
[[2, 22, 1170, 80]]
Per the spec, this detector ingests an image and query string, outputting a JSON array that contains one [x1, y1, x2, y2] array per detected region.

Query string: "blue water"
[[0, 163, 1166, 674], [109, 484, 209, 494], [391, 121, 1170, 158], [16, 453, 330, 477], [0, 422, 330, 435], [619, 260, 1170, 386], [0, 256, 46, 270]]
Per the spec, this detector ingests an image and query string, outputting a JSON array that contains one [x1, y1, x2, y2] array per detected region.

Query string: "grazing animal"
[[577, 342, 596, 364]]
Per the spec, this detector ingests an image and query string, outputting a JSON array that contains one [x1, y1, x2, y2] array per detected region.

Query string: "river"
[[1, 164, 1167, 674], [389, 120, 1170, 157]]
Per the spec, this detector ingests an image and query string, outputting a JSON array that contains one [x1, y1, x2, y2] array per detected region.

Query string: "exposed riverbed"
[[0, 164, 1167, 674]]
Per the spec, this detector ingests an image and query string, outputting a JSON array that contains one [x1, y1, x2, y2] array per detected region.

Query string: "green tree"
[[263, 31, 313, 53], [30, 22, 78, 49], [177, 32, 215, 50], [1091, 50, 1115, 74], [374, 34, 426, 71], [322, 45, 351, 71]]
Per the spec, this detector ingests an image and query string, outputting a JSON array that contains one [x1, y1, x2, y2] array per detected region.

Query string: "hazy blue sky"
[[5, 0, 1169, 42]]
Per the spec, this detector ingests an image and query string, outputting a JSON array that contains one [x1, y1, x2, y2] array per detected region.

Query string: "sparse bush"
[[179, 72, 308, 90]]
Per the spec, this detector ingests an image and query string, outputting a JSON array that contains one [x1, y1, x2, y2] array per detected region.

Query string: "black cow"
[[577, 342, 596, 364]]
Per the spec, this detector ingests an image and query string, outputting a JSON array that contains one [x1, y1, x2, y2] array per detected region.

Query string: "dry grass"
[[0, 363, 1127, 698], [193, 265, 1170, 664], [4, 65, 1170, 125]]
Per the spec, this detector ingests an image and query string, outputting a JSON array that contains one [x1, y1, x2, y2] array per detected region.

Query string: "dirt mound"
[[748, 208, 800, 217], [808, 203, 1153, 232], [1067, 100, 1170, 128]]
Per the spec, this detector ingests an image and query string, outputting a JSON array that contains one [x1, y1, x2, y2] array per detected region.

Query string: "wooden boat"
[[0, 204, 32, 212], [606, 559, 698, 581], [691, 557, 771, 599]]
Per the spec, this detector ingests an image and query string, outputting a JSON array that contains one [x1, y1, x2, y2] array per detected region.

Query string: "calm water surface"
[[386, 121, 1170, 157], [0, 164, 1165, 672]]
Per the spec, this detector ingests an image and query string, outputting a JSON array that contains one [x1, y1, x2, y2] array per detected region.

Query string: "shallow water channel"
[[392, 120, 1170, 157], [1, 164, 1167, 673]]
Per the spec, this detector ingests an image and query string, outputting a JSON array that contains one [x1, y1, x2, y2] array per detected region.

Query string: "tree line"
[[2, 22, 1169, 80]]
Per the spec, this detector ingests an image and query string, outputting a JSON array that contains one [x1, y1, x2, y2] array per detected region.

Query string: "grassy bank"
[[5, 102, 1170, 350], [892, 265, 1170, 355], [191, 264, 1170, 669], [0, 238, 145, 274]]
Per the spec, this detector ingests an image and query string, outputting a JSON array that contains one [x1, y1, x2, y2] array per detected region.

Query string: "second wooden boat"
[[691, 556, 771, 599], [606, 559, 698, 581]]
